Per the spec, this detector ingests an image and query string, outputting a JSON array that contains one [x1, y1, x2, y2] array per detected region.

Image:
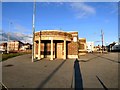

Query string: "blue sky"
[[2, 2, 118, 45]]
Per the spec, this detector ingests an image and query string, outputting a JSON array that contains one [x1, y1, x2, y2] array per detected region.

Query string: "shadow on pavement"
[[92, 54, 120, 63], [79, 53, 120, 63], [79, 55, 99, 62], [74, 59, 83, 90], [37, 60, 66, 88], [96, 76, 108, 90]]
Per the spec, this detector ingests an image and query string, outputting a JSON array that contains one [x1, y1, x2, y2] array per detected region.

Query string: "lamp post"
[[7, 32, 9, 54], [7, 22, 12, 54], [101, 30, 104, 53], [32, 0, 36, 62]]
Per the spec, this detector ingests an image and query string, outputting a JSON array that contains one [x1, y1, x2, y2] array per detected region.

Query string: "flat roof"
[[42, 30, 63, 32], [79, 38, 86, 40], [35, 30, 78, 33]]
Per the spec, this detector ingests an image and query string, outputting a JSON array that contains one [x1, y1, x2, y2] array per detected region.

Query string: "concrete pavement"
[[79, 53, 119, 88], [2, 53, 119, 89], [2, 54, 75, 88]]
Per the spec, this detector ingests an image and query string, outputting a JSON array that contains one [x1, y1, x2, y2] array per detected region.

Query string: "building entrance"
[[57, 43, 63, 58]]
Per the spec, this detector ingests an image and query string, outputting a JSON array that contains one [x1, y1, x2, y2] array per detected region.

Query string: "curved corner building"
[[34, 30, 79, 60]]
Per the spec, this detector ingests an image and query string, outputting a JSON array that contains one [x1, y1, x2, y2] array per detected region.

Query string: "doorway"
[[57, 43, 63, 58]]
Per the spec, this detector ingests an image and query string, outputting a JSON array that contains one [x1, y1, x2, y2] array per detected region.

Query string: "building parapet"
[[35, 30, 73, 41]]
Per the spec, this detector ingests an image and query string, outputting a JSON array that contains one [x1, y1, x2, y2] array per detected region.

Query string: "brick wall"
[[35, 31, 79, 58], [36, 43, 38, 54], [40, 42, 55, 55], [35, 31, 72, 39], [68, 41, 78, 55], [79, 39, 86, 43], [78, 38, 87, 51]]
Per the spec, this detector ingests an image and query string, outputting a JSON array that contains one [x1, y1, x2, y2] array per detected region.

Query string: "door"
[[57, 43, 63, 58]]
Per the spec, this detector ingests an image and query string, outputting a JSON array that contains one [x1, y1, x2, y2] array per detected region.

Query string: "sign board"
[[73, 37, 77, 42]]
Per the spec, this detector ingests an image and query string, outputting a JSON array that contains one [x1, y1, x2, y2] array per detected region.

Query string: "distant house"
[[20, 43, 32, 51], [94, 45, 100, 51], [111, 43, 120, 52], [78, 38, 87, 55], [8, 40, 24, 52], [86, 42, 94, 52], [106, 42, 116, 52], [0, 42, 7, 53]]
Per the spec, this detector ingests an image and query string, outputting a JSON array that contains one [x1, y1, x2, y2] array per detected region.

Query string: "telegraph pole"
[[101, 30, 104, 53], [32, 0, 36, 62]]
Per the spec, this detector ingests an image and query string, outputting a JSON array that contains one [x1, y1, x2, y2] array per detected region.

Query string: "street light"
[[101, 30, 104, 53], [32, 0, 36, 62], [7, 21, 12, 53]]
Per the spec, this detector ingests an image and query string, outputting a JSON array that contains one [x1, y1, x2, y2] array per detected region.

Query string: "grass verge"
[[1, 52, 31, 62]]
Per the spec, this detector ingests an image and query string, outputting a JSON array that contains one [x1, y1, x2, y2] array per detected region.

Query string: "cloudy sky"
[[2, 2, 118, 45]]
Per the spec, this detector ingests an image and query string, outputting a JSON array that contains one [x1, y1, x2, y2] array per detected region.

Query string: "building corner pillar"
[[34, 41, 36, 59], [64, 40, 66, 59], [50, 38, 53, 60], [84, 43, 87, 51], [38, 37, 41, 60]]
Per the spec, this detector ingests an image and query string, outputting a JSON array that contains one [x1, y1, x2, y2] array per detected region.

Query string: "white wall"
[[86, 42, 94, 52]]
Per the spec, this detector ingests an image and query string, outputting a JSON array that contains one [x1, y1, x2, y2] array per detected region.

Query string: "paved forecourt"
[[79, 53, 119, 88], [2, 53, 119, 88], [2, 54, 75, 88]]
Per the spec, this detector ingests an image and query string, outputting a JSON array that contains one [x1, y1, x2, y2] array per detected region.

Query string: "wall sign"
[[73, 37, 77, 42]]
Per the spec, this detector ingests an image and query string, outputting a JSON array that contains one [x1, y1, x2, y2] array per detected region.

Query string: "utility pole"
[[32, 0, 36, 62], [101, 30, 104, 53]]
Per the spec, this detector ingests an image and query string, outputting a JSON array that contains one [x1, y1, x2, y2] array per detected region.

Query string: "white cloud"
[[44, 2, 63, 6], [70, 2, 96, 19], [13, 32, 33, 44], [13, 24, 30, 34], [1, 32, 33, 44], [109, 3, 118, 14]]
